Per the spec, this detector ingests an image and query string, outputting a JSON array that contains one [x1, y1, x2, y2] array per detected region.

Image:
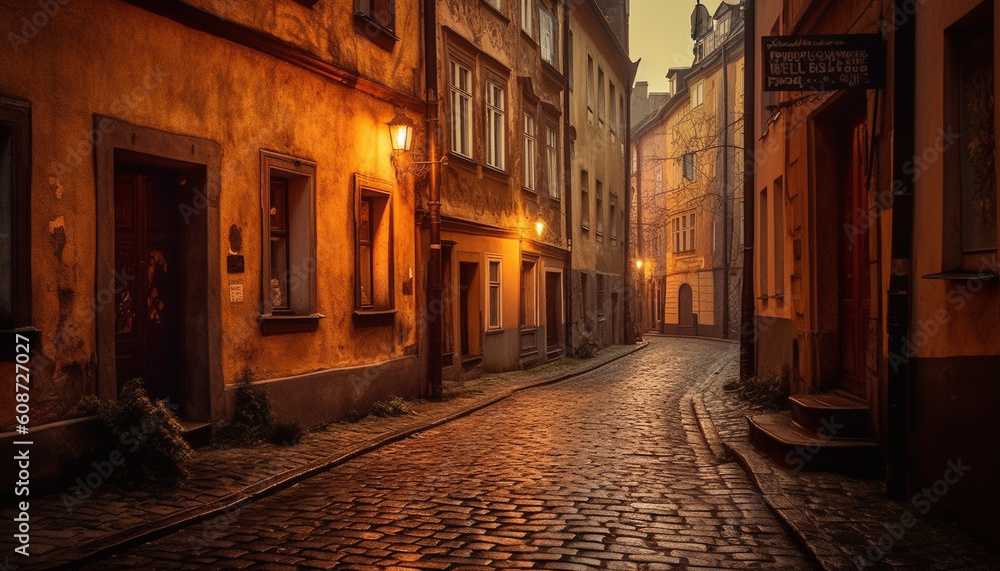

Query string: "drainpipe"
[[624, 72, 635, 343], [886, 0, 915, 500], [425, 0, 443, 400], [721, 38, 731, 339], [562, 0, 573, 356], [739, 0, 756, 381]]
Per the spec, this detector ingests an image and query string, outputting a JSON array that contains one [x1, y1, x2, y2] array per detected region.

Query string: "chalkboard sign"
[[762, 34, 883, 91]]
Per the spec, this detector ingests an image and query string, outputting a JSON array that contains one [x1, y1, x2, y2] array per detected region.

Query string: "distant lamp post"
[[387, 109, 446, 178], [535, 219, 545, 237], [636, 259, 644, 270]]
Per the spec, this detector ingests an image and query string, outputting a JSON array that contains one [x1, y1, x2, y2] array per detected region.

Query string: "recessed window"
[[683, 152, 696, 181], [596, 179, 604, 240], [521, 0, 533, 35], [260, 150, 319, 333], [610, 194, 618, 245], [546, 125, 559, 199], [484, 0, 502, 10], [520, 259, 537, 327], [355, 0, 395, 32], [523, 112, 536, 191], [581, 169, 590, 231], [354, 174, 394, 314], [488, 257, 502, 330], [486, 80, 506, 170], [587, 55, 594, 125], [450, 60, 473, 158], [540, 7, 557, 67], [691, 81, 704, 107], [598, 67, 606, 128], [655, 166, 663, 191], [0, 98, 30, 331], [672, 213, 696, 253], [609, 82, 618, 138]]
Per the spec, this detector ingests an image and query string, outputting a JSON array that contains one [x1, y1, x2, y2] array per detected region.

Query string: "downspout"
[[425, 0, 443, 400], [635, 138, 644, 332], [740, 0, 756, 380], [562, 0, 573, 356], [624, 71, 634, 343], [886, 0, 915, 500], [721, 37, 731, 339]]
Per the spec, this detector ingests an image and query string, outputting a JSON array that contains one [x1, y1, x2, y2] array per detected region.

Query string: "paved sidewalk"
[[692, 359, 1000, 571], [0, 343, 645, 570]]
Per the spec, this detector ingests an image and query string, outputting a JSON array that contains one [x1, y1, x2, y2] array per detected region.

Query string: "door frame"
[[95, 115, 222, 423], [543, 268, 564, 350]]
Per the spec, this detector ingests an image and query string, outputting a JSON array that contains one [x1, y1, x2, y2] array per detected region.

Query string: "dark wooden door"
[[114, 167, 182, 408], [459, 262, 479, 357], [545, 272, 560, 348], [678, 283, 694, 331], [838, 120, 870, 398]]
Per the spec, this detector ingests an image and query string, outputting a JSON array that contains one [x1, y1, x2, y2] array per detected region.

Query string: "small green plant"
[[92, 378, 192, 486], [574, 331, 599, 359], [215, 369, 304, 448], [370, 396, 413, 417]]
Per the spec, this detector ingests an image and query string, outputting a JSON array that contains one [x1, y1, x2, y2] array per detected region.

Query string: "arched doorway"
[[678, 283, 695, 335]]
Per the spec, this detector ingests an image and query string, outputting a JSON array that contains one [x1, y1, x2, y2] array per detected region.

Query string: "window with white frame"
[[587, 55, 594, 125], [520, 0, 532, 35], [488, 257, 502, 330], [581, 169, 590, 230], [610, 193, 617, 245], [354, 174, 394, 313], [450, 60, 473, 157], [540, 7, 557, 67], [672, 213, 696, 253], [486, 80, 506, 170], [691, 81, 704, 107], [609, 82, 617, 137], [355, 0, 395, 32], [523, 112, 536, 190], [596, 179, 604, 239], [546, 126, 559, 198]]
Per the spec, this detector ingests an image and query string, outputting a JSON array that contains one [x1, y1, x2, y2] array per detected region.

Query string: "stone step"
[[178, 421, 212, 448], [748, 412, 881, 477], [789, 391, 871, 439]]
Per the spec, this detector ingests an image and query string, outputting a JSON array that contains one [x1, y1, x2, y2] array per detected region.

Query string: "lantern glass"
[[535, 220, 545, 237], [387, 111, 414, 152]]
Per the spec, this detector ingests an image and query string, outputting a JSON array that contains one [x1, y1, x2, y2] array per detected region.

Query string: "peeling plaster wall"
[[0, 0, 422, 430]]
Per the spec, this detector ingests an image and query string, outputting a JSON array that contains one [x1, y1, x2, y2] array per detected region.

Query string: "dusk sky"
[[630, 0, 728, 93]]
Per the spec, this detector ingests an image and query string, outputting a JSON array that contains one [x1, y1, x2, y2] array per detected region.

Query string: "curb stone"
[[47, 342, 649, 570]]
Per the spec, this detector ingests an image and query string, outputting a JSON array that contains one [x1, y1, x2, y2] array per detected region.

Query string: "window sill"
[[522, 187, 539, 198], [259, 313, 324, 336], [520, 326, 539, 333], [921, 271, 999, 282], [481, 1, 509, 23], [483, 164, 509, 180], [521, 29, 537, 46], [354, 14, 399, 52], [485, 328, 504, 336], [353, 309, 398, 328], [581, 225, 590, 232], [547, 195, 561, 204], [447, 151, 478, 171]]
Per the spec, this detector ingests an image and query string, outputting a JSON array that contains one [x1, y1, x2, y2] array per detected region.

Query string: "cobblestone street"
[[85, 338, 811, 570]]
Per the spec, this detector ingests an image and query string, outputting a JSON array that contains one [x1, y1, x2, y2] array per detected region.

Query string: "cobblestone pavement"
[[1, 344, 643, 570], [697, 359, 1000, 571], [81, 337, 812, 570]]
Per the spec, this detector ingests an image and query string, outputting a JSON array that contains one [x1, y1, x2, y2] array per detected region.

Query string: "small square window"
[[354, 174, 395, 315], [488, 258, 502, 330]]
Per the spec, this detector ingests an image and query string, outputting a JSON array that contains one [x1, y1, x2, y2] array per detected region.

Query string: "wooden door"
[[459, 262, 480, 357], [545, 272, 561, 348], [114, 167, 183, 408], [838, 120, 870, 398]]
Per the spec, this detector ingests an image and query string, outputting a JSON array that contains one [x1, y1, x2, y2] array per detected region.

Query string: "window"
[[717, 17, 729, 39], [587, 55, 594, 125], [546, 126, 559, 198], [568, 30, 574, 85], [759, 187, 769, 295], [596, 274, 606, 318], [654, 166, 663, 191], [683, 152, 696, 181], [540, 7, 557, 66], [609, 82, 618, 137], [619, 95, 626, 154], [484, 0, 502, 10], [260, 151, 318, 331], [488, 257, 502, 330], [598, 67, 606, 128], [948, 7, 997, 257], [581, 169, 590, 230], [520, 259, 537, 327], [691, 81, 704, 107], [671, 213, 696, 253], [523, 112, 536, 190], [486, 80, 506, 169], [355, 174, 394, 314], [773, 176, 784, 297], [610, 194, 618, 245], [596, 179, 604, 239], [355, 0, 395, 32], [631, 148, 638, 174], [520, 0, 532, 35], [0, 98, 30, 331], [450, 60, 473, 158], [524, 113, 535, 191]]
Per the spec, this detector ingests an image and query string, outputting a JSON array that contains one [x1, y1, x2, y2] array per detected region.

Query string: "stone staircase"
[[747, 391, 882, 477]]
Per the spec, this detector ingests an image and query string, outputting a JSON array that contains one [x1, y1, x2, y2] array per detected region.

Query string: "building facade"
[[1, 0, 424, 485], [631, 1, 744, 340], [747, 0, 999, 546], [568, 0, 633, 352]]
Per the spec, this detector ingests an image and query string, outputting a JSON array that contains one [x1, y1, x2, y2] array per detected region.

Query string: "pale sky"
[[630, 0, 727, 93]]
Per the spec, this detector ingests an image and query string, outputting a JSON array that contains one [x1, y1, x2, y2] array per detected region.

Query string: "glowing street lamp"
[[387, 110, 415, 152], [535, 219, 545, 237]]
